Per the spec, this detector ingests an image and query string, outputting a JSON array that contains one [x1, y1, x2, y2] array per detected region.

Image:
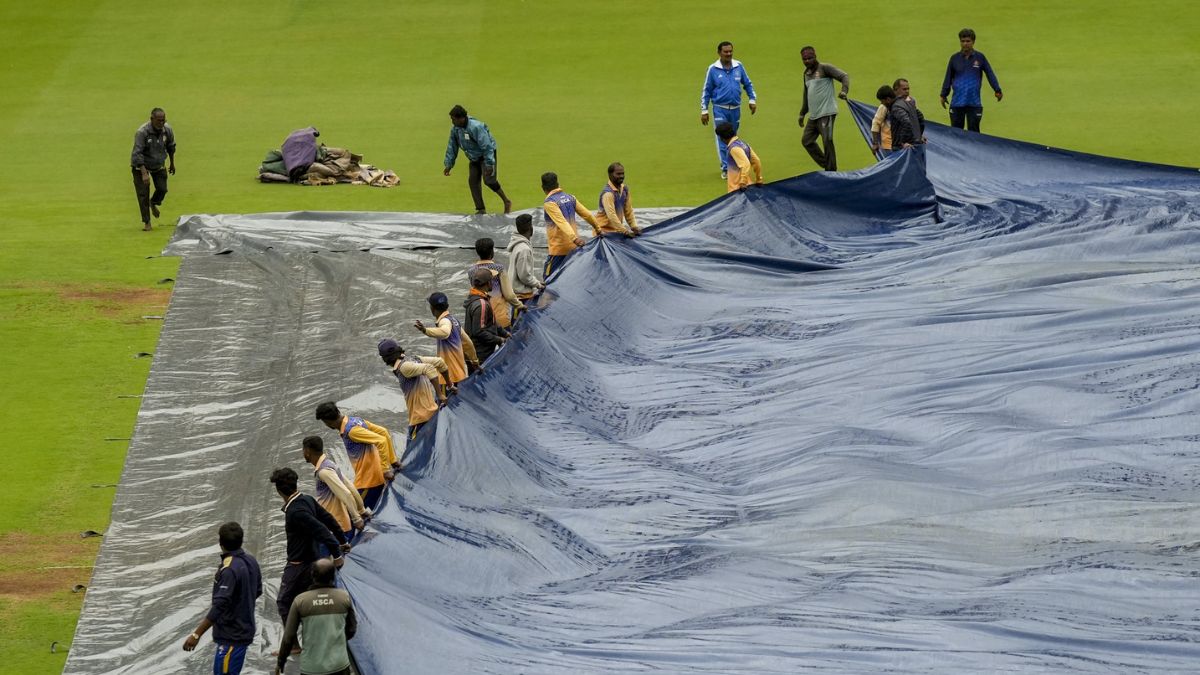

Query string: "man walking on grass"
[[700, 41, 757, 179], [798, 47, 849, 171], [131, 107, 176, 231], [940, 28, 1002, 132], [443, 105, 513, 215]]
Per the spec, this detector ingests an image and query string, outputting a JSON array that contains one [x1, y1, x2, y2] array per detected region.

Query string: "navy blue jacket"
[[940, 50, 1001, 108], [207, 549, 263, 646]]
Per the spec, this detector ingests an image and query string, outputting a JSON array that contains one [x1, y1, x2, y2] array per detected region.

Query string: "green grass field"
[[1, 1, 1197, 671]]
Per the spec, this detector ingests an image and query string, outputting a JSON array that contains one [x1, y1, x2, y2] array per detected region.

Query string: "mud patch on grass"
[[58, 285, 171, 321], [0, 533, 98, 602]]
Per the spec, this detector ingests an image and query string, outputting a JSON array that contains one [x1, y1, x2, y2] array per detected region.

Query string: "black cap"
[[377, 338, 401, 357]]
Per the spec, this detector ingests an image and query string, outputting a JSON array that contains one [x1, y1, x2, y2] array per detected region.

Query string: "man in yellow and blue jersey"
[[181, 522, 262, 675], [314, 402, 397, 511], [378, 338, 450, 440], [594, 162, 641, 237], [467, 238, 522, 330], [415, 291, 479, 388], [716, 122, 763, 192], [700, 41, 757, 179], [302, 436, 368, 541], [541, 171, 602, 279]]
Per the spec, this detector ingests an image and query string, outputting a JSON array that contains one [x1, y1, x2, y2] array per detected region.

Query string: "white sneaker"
[[720, 170, 727, 180]]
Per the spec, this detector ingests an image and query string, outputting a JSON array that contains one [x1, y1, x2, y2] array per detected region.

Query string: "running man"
[[131, 107, 176, 231], [443, 105, 513, 214]]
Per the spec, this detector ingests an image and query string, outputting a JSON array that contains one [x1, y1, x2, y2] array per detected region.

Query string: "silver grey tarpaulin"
[[66, 124, 1200, 675]]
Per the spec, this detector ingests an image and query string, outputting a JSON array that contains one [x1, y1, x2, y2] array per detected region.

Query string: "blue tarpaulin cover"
[[67, 107, 1200, 674]]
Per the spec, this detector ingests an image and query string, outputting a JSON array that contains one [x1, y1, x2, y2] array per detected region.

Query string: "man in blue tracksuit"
[[181, 522, 262, 675], [444, 105, 513, 214], [939, 28, 1003, 132], [700, 41, 757, 179]]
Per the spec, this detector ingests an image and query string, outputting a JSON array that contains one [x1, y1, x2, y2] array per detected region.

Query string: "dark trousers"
[[543, 254, 571, 280], [277, 561, 313, 624], [408, 422, 426, 442], [802, 115, 837, 171], [132, 167, 168, 223], [319, 528, 354, 558], [358, 484, 384, 512], [949, 106, 983, 132], [467, 154, 505, 212]]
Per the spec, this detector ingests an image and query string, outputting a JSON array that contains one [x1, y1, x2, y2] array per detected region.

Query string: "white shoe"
[[720, 170, 727, 180]]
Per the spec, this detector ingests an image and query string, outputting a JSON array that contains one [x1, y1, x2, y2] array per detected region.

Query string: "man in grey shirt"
[[797, 47, 849, 171], [275, 558, 356, 675], [130, 107, 176, 231], [505, 214, 544, 323]]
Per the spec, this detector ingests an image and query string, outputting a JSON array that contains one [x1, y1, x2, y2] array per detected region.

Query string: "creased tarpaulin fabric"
[[67, 116, 1200, 673]]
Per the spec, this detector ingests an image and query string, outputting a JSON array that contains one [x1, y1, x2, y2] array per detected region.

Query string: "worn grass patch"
[[0, 534, 100, 593], [57, 284, 171, 322]]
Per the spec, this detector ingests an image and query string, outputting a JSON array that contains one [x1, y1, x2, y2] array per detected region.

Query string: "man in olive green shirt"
[[130, 107, 177, 231], [797, 46, 850, 171], [275, 558, 356, 675]]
